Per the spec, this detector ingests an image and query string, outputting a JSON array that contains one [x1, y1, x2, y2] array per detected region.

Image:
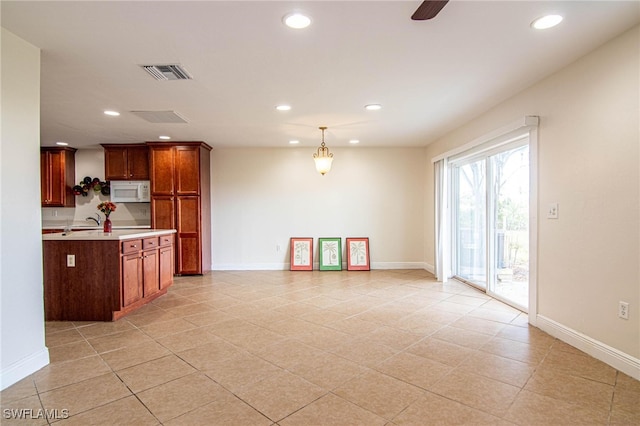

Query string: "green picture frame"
[[318, 237, 342, 271]]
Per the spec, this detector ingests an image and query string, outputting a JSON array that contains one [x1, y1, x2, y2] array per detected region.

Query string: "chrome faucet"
[[86, 213, 101, 226]]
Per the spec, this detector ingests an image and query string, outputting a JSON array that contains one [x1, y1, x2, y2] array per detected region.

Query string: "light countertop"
[[42, 224, 151, 230], [42, 229, 176, 241]]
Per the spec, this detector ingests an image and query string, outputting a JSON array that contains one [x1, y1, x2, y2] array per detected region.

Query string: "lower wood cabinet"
[[120, 236, 171, 312], [159, 245, 174, 289], [122, 252, 143, 307], [142, 248, 160, 298], [43, 231, 175, 321]]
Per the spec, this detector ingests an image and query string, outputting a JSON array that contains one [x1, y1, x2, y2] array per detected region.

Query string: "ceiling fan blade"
[[411, 0, 449, 21]]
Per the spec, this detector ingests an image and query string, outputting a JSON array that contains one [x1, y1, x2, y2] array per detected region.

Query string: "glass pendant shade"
[[314, 153, 333, 175]]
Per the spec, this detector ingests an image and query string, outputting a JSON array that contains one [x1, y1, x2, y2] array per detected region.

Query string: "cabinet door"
[[151, 196, 175, 230], [175, 146, 200, 195], [48, 151, 65, 205], [159, 245, 174, 289], [128, 146, 150, 180], [40, 151, 51, 204], [104, 147, 128, 180], [176, 196, 201, 274], [149, 147, 175, 195], [41, 151, 64, 205], [142, 249, 159, 297], [122, 253, 142, 306], [41, 149, 74, 207]]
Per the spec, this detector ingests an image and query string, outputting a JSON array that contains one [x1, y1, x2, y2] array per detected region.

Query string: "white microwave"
[[110, 180, 150, 203]]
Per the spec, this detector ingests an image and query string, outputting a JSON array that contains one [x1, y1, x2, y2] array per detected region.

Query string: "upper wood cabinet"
[[148, 146, 175, 195], [148, 144, 201, 196], [102, 144, 149, 181], [40, 147, 76, 207]]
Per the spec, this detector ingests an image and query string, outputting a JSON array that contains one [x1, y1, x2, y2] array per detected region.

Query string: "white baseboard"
[[537, 315, 640, 380], [212, 262, 432, 271], [212, 263, 286, 271], [1, 347, 49, 391], [370, 262, 429, 270]]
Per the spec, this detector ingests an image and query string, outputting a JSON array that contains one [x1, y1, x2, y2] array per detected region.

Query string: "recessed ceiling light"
[[104, 110, 120, 116], [349, 140, 360, 144], [283, 13, 311, 29], [276, 105, 291, 111], [531, 15, 563, 30], [365, 104, 382, 111], [289, 140, 300, 145], [158, 135, 171, 140], [55, 141, 68, 146]]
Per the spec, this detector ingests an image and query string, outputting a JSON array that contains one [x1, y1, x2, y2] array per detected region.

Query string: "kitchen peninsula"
[[43, 229, 176, 321]]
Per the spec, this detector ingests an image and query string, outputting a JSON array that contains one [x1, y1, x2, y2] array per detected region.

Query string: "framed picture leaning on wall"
[[290, 237, 313, 271], [346, 237, 370, 271], [318, 237, 342, 271]]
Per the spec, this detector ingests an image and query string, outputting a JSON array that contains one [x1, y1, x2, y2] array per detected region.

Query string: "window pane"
[[456, 159, 486, 287], [491, 145, 529, 308]]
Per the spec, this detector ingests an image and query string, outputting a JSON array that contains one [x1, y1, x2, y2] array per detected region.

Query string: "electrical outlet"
[[619, 301, 629, 320], [276, 244, 281, 253], [66, 254, 75, 267], [547, 203, 559, 219]]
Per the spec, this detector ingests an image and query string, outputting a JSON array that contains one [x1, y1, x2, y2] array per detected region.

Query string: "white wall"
[[211, 147, 426, 270], [424, 26, 639, 372], [1, 29, 49, 390]]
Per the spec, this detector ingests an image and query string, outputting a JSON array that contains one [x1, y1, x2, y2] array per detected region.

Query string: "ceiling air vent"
[[141, 64, 192, 81], [130, 110, 188, 124]]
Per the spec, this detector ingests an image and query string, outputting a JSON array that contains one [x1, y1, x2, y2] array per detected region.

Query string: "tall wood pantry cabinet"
[[147, 142, 211, 275], [40, 147, 76, 207]]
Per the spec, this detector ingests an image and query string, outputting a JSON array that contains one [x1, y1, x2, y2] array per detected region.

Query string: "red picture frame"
[[346, 237, 370, 271], [290, 237, 313, 271]]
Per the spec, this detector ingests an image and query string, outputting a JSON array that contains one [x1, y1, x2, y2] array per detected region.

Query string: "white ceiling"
[[2, 1, 639, 150]]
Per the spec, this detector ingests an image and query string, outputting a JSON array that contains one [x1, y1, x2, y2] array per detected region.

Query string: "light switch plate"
[[547, 203, 559, 219]]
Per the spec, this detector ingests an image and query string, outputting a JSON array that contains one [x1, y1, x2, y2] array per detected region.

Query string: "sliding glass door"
[[451, 139, 529, 311]]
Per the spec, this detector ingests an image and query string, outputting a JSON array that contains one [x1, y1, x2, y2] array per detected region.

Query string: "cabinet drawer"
[[122, 239, 142, 254], [159, 234, 173, 247], [143, 237, 159, 249]]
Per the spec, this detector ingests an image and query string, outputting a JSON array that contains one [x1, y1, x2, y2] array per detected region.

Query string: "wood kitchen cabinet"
[[148, 142, 211, 275], [43, 230, 176, 321], [159, 234, 174, 289], [102, 144, 149, 180], [40, 147, 76, 207], [141, 237, 160, 297], [122, 251, 142, 307], [121, 237, 162, 306]]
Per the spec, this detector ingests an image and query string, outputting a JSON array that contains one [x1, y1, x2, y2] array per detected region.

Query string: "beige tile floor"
[[2, 270, 639, 425]]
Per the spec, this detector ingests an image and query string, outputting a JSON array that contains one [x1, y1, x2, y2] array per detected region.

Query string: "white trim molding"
[[371, 262, 431, 270], [0, 348, 49, 391], [537, 315, 640, 380]]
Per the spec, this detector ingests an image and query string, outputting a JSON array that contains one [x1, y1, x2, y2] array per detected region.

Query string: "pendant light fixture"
[[313, 126, 333, 175]]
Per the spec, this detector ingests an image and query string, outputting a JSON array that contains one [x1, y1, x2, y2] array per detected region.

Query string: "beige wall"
[[424, 26, 639, 361], [211, 147, 426, 270], [1, 29, 49, 390]]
